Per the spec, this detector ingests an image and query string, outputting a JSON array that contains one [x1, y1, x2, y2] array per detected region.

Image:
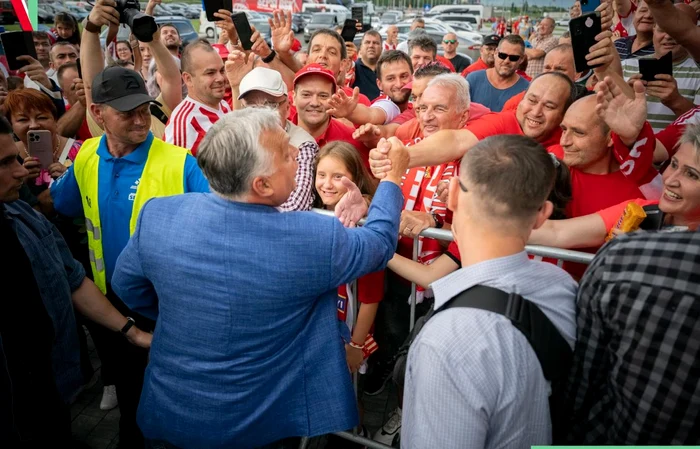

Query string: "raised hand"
[[18, 56, 51, 89], [335, 176, 368, 228], [88, 0, 120, 29], [225, 50, 254, 88], [587, 30, 615, 74], [384, 137, 410, 183], [214, 9, 238, 44], [596, 0, 614, 32], [596, 75, 647, 145], [327, 87, 359, 118], [249, 25, 273, 59], [270, 10, 295, 54], [353, 123, 382, 147], [399, 210, 434, 238], [23, 157, 41, 181]]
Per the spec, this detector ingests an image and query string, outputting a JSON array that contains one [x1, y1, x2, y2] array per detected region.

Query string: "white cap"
[[238, 67, 288, 100]]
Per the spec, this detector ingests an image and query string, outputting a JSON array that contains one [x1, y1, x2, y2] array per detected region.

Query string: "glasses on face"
[[443, 39, 457, 44], [497, 52, 521, 62]]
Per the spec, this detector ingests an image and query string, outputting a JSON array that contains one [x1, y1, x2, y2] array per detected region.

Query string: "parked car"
[[379, 12, 401, 26], [100, 16, 197, 48], [37, 7, 53, 24], [304, 13, 339, 43], [152, 4, 175, 17], [292, 13, 308, 33], [65, 5, 89, 20], [434, 14, 479, 27]]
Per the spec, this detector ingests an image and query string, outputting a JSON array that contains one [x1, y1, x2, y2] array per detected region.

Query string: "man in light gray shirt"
[[401, 134, 578, 449]]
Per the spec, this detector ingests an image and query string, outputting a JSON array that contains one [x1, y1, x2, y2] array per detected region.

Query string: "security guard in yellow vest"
[[50, 66, 209, 447]]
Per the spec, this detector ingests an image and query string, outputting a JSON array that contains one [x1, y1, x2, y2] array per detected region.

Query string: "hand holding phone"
[[0, 31, 38, 71], [204, 0, 233, 21], [570, 12, 602, 73], [341, 19, 358, 43], [639, 51, 673, 82], [27, 130, 54, 170], [231, 12, 254, 51]]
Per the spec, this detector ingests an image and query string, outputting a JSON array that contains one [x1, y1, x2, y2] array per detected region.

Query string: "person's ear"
[[181, 72, 192, 86], [447, 176, 460, 212], [458, 109, 470, 128], [251, 176, 274, 198], [89, 104, 105, 126], [533, 200, 554, 230]]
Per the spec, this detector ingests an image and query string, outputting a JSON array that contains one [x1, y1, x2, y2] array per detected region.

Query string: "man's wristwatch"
[[120, 317, 136, 335], [261, 50, 276, 64], [84, 18, 102, 34], [431, 212, 444, 229]]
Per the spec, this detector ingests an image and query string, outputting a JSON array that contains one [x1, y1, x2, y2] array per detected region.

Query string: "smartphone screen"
[[639, 51, 673, 82], [27, 130, 54, 169], [232, 12, 254, 51], [341, 19, 358, 43], [580, 0, 602, 13], [203, 0, 231, 21], [0, 31, 38, 71], [569, 12, 602, 73]]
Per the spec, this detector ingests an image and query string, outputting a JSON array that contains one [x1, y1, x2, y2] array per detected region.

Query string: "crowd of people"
[[2, 0, 700, 447]]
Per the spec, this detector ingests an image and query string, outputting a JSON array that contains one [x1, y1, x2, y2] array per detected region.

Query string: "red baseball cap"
[[293, 63, 337, 92], [291, 38, 302, 53], [211, 43, 229, 60]]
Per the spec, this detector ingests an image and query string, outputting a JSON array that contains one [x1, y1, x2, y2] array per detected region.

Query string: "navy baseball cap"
[[483, 34, 501, 46], [91, 66, 161, 112]]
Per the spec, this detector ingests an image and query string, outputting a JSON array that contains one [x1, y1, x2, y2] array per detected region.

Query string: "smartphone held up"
[[569, 12, 603, 73]]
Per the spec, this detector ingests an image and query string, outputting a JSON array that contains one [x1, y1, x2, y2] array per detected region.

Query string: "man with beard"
[[328, 50, 413, 126], [159, 23, 182, 57], [466, 34, 530, 112], [164, 39, 231, 156], [291, 64, 369, 163], [352, 30, 383, 100]]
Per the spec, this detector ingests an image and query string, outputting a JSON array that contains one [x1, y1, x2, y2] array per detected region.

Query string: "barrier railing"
[[305, 209, 594, 449]]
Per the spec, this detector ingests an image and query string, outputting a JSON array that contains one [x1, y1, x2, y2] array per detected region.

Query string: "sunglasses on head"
[[443, 39, 457, 44], [497, 52, 521, 62]]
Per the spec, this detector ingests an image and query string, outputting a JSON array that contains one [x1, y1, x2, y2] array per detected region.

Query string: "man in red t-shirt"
[[369, 71, 575, 173], [461, 34, 500, 77], [291, 64, 368, 163]]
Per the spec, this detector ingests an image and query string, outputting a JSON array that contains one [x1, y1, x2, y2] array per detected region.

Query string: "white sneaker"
[[373, 407, 401, 446], [100, 385, 118, 411]]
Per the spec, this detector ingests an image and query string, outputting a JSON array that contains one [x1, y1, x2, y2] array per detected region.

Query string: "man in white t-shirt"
[[164, 39, 231, 156], [623, 23, 700, 133]]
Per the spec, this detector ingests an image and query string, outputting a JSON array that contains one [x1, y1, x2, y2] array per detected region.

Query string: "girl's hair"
[[549, 156, 572, 220], [54, 13, 81, 45], [313, 141, 378, 209]]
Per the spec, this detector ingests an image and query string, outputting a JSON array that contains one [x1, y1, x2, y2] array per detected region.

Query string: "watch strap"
[[261, 50, 276, 64], [120, 317, 136, 335], [84, 18, 102, 34]]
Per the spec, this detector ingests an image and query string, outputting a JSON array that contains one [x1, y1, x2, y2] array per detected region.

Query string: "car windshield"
[[311, 14, 335, 24]]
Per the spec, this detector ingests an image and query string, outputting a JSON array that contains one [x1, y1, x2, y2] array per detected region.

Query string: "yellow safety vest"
[[73, 136, 189, 293]]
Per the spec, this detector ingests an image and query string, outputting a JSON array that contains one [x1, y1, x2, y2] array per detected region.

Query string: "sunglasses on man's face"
[[497, 52, 521, 62], [443, 39, 457, 44]]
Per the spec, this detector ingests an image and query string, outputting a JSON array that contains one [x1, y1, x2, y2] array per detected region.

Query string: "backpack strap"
[[150, 103, 169, 125], [440, 285, 572, 382]]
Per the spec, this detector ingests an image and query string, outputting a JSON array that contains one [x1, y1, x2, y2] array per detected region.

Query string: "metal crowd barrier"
[[304, 209, 594, 449]]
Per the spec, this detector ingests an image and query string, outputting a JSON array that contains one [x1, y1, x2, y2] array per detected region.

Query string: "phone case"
[[569, 12, 602, 73], [639, 51, 673, 82], [0, 31, 38, 71], [27, 130, 54, 170], [580, 0, 602, 13], [204, 0, 231, 21], [352, 7, 363, 24], [341, 19, 357, 42], [232, 12, 254, 51]]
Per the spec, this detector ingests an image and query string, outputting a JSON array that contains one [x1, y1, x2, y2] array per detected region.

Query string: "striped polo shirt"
[[622, 56, 700, 133]]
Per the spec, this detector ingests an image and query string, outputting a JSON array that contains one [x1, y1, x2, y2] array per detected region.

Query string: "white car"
[[378, 18, 482, 45]]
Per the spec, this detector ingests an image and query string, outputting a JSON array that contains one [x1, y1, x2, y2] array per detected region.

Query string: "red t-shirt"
[[435, 56, 456, 73], [466, 110, 564, 155], [395, 102, 494, 143], [287, 86, 371, 123], [65, 104, 92, 142], [337, 270, 384, 308], [461, 58, 489, 77], [502, 90, 525, 112], [292, 116, 369, 166], [656, 106, 700, 157]]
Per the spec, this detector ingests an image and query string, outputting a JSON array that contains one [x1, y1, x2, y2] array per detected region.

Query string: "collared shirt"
[[402, 251, 577, 449], [563, 231, 700, 444], [0, 201, 84, 406], [526, 33, 559, 78], [280, 121, 319, 212], [50, 132, 210, 283], [614, 35, 655, 60], [352, 58, 380, 101]]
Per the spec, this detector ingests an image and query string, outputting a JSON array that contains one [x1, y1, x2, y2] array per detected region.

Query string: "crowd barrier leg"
[[349, 279, 359, 437], [297, 436, 309, 449], [409, 237, 418, 331]]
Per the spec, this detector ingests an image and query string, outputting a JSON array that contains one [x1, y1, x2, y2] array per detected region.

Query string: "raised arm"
[[528, 213, 608, 249], [645, 0, 700, 62], [387, 253, 459, 289], [270, 10, 303, 74], [327, 87, 389, 126], [146, 27, 182, 112]]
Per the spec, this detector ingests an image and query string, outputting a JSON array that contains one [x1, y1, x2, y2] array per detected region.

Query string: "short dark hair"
[[54, 12, 79, 31], [533, 71, 576, 112], [159, 23, 181, 37], [412, 18, 425, 26], [362, 29, 382, 44], [32, 31, 50, 43], [0, 116, 12, 135], [308, 29, 347, 60], [408, 35, 437, 57], [413, 61, 451, 79], [499, 34, 525, 52], [181, 39, 215, 74], [376, 50, 412, 80], [462, 134, 556, 222], [57, 61, 78, 82]]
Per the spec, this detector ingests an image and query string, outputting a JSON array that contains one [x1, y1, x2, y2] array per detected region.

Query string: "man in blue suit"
[[112, 108, 409, 449]]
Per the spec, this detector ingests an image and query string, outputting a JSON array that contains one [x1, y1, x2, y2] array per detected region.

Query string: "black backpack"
[[392, 285, 573, 441]]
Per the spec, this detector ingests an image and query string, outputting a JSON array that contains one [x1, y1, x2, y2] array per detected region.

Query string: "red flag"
[[10, 0, 32, 31]]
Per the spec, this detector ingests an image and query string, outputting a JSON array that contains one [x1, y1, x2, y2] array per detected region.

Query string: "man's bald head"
[[543, 44, 576, 81]]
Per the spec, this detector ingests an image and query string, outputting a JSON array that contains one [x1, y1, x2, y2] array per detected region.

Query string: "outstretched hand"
[[369, 138, 393, 179], [327, 87, 360, 119], [270, 9, 295, 54], [596, 76, 647, 146], [335, 176, 368, 228], [225, 50, 255, 88]]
